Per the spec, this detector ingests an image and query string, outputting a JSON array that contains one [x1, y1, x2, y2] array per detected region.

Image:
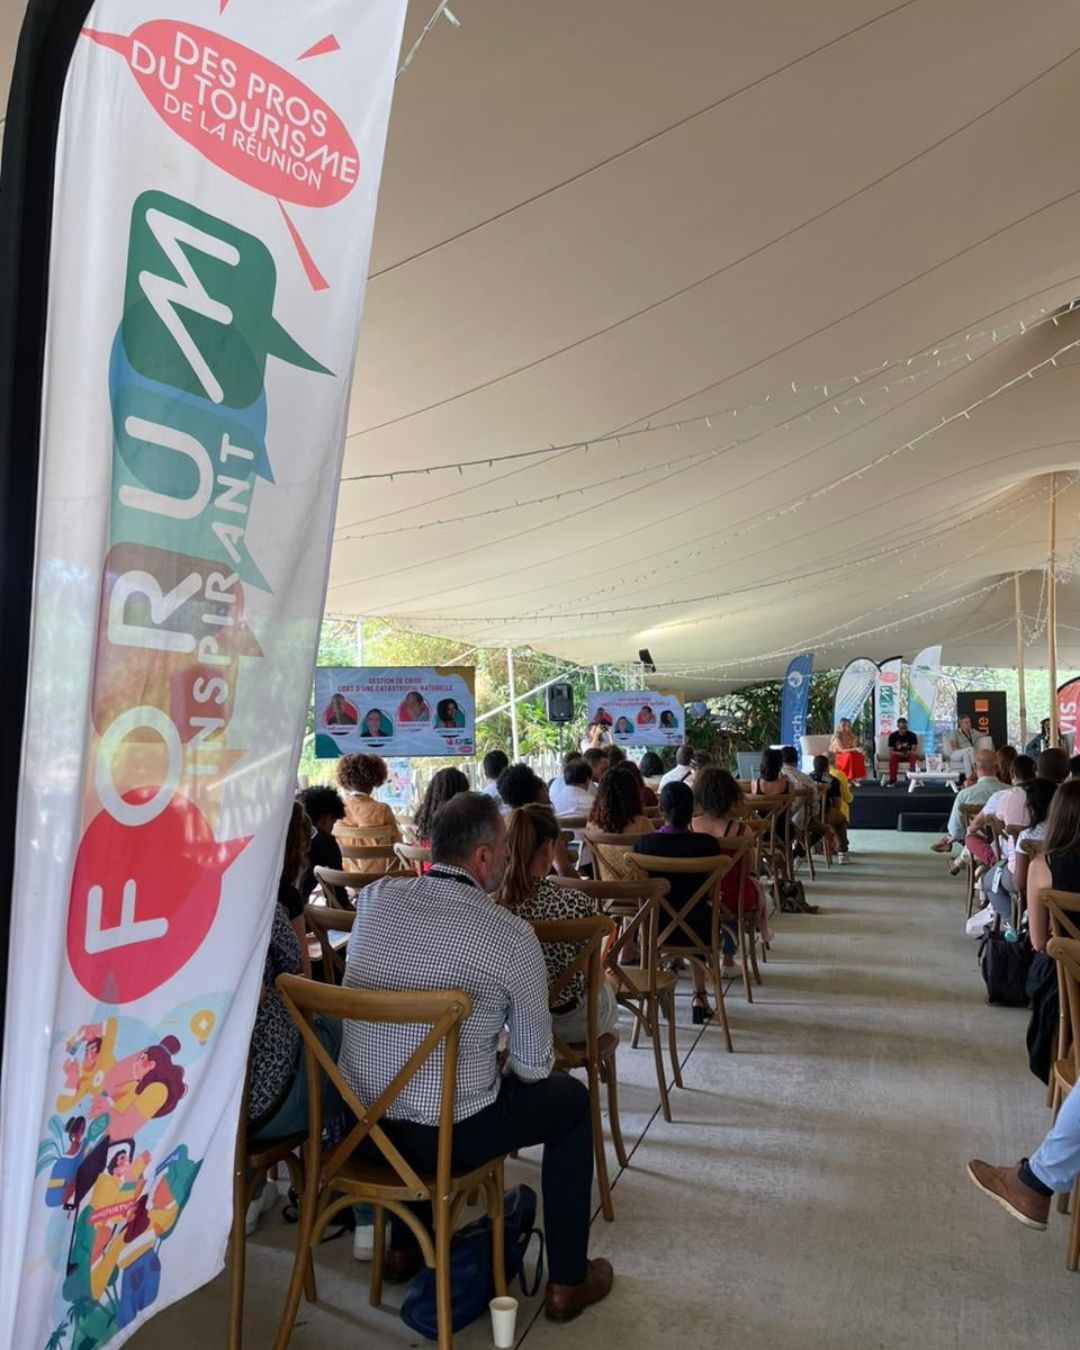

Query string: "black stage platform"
[[849, 781, 955, 832]]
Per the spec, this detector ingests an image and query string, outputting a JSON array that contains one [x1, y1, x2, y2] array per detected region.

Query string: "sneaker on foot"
[[930, 838, 953, 854], [353, 1223, 375, 1262], [966, 1160, 1050, 1230], [245, 1181, 278, 1236]]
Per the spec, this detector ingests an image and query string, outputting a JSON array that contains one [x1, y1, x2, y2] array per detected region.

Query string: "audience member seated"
[[829, 718, 866, 782], [967, 1075, 1080, 1234], [826, 755, 855, 850], [810, 754, 850, 861], [606, 745, 627, 767], [886, 718, 920, 786], [278, 802, 312, 976], [621, 758, 658, 808], [480, 749, 509, 800], [1025, 777, 1080, 952], [549, 757, 597, 817], [498, 803, 619, 1041], [633, 782, 731, 1017], [638, 751, 664, 793], [945, 714, 979, 779], [781, 745, 821, 837], [996, 744, 1018, 785], [582, 747, 611, 785], [587, 766, 655, 838], [977, 777, 1055, 923], [750, 748, 790, 804], [658, 743, 695, 790], [335, 753, 401, 873], [412, 767, 471, 862], [692, 767, 772, 942], [338, 792, 613, 1320], [931, 748, 1008, 855], [497, 763, 579, 877], [959, 754, 1035, 876], [296, 784, 346, 906]]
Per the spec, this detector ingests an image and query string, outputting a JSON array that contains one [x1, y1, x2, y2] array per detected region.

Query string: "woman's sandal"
[[691, 993, 714, 1025]]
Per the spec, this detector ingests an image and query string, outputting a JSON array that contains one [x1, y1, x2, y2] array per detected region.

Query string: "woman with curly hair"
[[412, 767, 470, 851], [334, 753, 401, 874], [587, 765, 654, 836]]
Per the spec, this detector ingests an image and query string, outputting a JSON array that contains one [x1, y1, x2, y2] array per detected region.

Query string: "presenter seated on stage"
[[886, 719, 920, 786], [829, 718, 867, 783]]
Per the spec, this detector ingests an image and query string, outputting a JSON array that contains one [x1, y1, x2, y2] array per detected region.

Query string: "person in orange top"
[[334, 753, 401, 874]]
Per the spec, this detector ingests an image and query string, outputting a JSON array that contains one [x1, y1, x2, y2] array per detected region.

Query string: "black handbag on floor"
[[401, 1184, 544, 1340], [978, 929, 1033, 1006]]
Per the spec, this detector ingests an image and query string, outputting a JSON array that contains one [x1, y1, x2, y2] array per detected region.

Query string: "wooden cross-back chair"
[[625, 853, 738, 1052], [304, 903, 355, 985], [1044, 935, 1080, 1270], [584, 831, 648, 884], [1040, 892, 1080, 1115], [393, 842, 431, 875], [530, 915, 624, 1221], [273, 977, 505, 1350], [706, 832, 763, 1001], [957, 802, 985, 917], [790, 786, 819, 882], [738, 795, 795, 908], [335, 824, 399, 846], [811, 782, 834, 869], [549, 877, 680, 1121], [228, 1020, 310, 1350]]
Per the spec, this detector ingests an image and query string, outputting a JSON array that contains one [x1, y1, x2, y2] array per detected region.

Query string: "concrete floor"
[[130, 830, 1079, 1350]]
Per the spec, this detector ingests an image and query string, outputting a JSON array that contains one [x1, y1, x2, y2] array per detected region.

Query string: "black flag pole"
[[0, 0, 96, 1048]]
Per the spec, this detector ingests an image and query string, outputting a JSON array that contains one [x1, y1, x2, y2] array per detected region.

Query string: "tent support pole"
[[355, 616, 364, 666], [507, 647, 520, 760], [1048, 475, 1059, 748], [1014, 573, 1027, 748]]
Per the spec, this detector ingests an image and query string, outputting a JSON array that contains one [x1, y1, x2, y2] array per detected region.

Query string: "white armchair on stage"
[[799, 734, 832, 771], [874, 734, 921, 783], [939, 732, 993, 778]]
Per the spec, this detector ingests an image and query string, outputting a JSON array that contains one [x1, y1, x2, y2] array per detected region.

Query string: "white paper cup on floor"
[[490, 1295, 518, 1348]]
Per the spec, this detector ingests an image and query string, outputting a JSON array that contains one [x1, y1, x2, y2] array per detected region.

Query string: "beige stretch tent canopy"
[[6, 0, 1080, 691]]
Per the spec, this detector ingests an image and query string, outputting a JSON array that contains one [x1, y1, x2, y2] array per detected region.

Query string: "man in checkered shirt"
[[339, 791, 613, 1321]]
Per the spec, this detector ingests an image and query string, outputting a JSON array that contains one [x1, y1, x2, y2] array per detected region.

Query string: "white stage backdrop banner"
[[0, 3, 407, 1346], [587, 691, 685, 746], [314, 666, 477, 759]]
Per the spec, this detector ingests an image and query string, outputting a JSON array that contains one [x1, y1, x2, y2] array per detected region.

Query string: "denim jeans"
[[1030, 1077, 1080, 1192]]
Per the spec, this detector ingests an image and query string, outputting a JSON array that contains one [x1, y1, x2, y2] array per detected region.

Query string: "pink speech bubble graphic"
[[68, 789, 249, 1002], [83, 21, 360, 286]]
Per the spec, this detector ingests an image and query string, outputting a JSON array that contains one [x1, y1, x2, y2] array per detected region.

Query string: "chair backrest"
[[626, 853, 735, 954], [555, 814, 590, 829], [338, 841, 399, 862], [304, 903, 355, 983], [702, 832, 756, 920], [546, 877, 670, 1006], [529, 916, 610, 1057], [393, 842, 431, 876], [1041, 891, 1080, 940], [1045, 936, 1080, 1078], [313, 865, 354, 910], [959, 803, 982, 828], [583, 831, 643, 882], [276, 974, 471, 1202], [336, 824, 399, 846]]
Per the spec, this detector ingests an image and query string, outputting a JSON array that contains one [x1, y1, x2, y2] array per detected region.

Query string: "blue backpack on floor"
[[401, 1184, 544, 1340]]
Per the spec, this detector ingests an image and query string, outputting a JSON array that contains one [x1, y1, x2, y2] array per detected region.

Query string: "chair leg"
[[227, 1159, 248, 1350], [1067, 1178, 1080, 1271], [734, 922, 753, 1004], [281, 1154, 316, 1303], [486, 1170, 508, 1296], [435, 1196, 454, 1350], [663, 991, 684, 1088], [602, 1056, 630, 1169], [746, 921, 763, 987], [649, 998, 673, 1122], [710, 953, 734, 1053], [630, 1008, 643, 1049], [588, 1062, 614, 1222], [369, 1205, 386, 1307], [271, 1178, 318, 1350], [804, 836, 816, 881]]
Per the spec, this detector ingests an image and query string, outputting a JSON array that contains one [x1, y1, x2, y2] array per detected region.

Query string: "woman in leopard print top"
[[498, 804, 620, 1043]]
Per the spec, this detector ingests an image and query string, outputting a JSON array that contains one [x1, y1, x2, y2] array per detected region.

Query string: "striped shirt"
[[338, 864, 553, 1124]]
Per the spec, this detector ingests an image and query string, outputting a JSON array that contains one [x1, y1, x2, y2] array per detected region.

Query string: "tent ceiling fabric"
[[7, 2, 1080, 690]]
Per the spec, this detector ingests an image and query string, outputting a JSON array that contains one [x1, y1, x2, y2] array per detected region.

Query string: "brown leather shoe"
[[383, 1246, 424, 1284], [545, 1258, 614, 1322], [967, 1160, 1050, 1230]]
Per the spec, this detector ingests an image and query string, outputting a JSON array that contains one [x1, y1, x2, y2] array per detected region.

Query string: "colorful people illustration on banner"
[[397, 690, 430, 723], [323, 693, 359, 727], [36, 1012, 207, 1350], [434, 698, 466, 729], [359, 708, 394, 739]]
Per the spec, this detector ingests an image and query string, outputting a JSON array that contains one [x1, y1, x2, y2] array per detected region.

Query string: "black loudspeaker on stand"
[[545, 681, 575, 724]]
